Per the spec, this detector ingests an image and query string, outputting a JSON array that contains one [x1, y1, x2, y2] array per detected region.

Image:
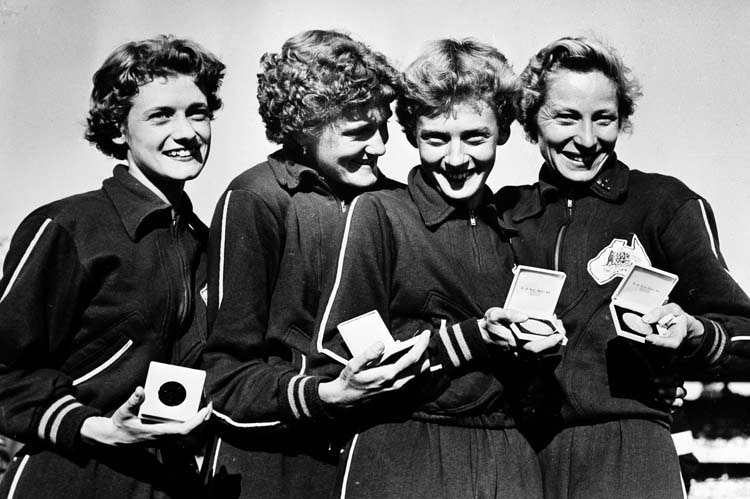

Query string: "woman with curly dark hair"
[[0, 35, 224, 498], [200, 30, 429, 499]]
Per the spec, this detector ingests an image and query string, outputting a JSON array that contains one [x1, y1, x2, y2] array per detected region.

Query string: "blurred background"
[[1, 1, 748, 495]]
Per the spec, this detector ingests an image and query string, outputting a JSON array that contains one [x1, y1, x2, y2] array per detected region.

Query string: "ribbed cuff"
[[435, 318, 489, 371], [279, 374, 333, 423], [37, 395, 101, 454], [679, 317, 729, 368]]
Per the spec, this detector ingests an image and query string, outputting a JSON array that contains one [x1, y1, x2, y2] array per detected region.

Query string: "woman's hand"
[[480, 307, 565, 354], [652, 375, 687, 411], [643, 303, 704, 350], [318, 330, 430, 407], [80, 387, 212, 447]]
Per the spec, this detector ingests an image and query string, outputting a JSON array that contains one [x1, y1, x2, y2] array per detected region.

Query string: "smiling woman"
[[309, 38, 564, 498], [0, 35, 224, 499], [499, 36, 750, 499]]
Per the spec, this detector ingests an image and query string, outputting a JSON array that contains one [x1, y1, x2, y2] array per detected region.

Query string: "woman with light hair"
[[501, 36, 750, 498]]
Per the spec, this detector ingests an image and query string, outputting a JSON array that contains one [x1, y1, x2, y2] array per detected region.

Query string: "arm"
[[0, 215, 211, 453], [645, 197, 750, 370], [309, 196, 497, 410], [0, 215, 99, 454], [200, 188, 301, 428]]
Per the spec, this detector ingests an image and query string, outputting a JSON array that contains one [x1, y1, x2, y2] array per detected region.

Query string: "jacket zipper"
[[554, 198, 574, 271], [468, 210, 483, 267], [172, 213, 191, 332]]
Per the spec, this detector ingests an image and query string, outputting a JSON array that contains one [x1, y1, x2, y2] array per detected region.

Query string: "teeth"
[[165, 149, 193, 158], [442, 170, 474, 181]]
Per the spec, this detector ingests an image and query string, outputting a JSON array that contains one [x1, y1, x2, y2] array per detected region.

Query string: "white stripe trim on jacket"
[[0, 219, 52, 303], [317, 196, 360, 365], [72, 339, 134, 386], [217, 191, 233, 308]]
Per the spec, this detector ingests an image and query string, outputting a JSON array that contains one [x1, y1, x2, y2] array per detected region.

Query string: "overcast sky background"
[[1, 0, 749, 290]]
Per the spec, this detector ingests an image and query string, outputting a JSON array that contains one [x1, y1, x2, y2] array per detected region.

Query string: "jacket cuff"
[[37, 395, 101, 454], [435, 318, 489, 371], [279, 374, 333, 423], [679, 317, 729, 368]]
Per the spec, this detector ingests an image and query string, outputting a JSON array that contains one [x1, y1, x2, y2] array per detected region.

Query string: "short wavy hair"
[[517, 36, 642, 142], [396, 38, 518, 147], [257, 30, 401, 146], [85, 35, 225, 159]]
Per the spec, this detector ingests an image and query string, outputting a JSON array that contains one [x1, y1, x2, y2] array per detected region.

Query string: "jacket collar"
[[103, 165, 195, 241], [408, 166, 515, 233], [267, 149, 324, 192], [511, 156, 629, 222]]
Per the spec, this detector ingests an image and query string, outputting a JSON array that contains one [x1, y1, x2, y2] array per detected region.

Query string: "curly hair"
[[257, 30, 400, 146], [517, 36, 642, 142], [396, 38, 518, 147], [85, 35, 225, 159]]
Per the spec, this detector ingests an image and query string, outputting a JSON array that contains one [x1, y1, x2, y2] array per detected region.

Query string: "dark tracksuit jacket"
[[200, 150, 400, 499], [0, 165, 207, 499], [312, 167, 543, 499], [498, 159, 750, 499]]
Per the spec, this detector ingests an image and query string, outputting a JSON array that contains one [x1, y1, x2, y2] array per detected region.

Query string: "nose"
[[446, 140, 468, 168], [574, 120, 596, 149], [172, 115, 199, 142], [364, 128, 387, 157]]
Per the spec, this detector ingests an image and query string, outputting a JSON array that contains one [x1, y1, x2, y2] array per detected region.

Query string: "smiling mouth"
[[439, 169, 478, 182], [164, 147, 201, 160], [352, 157, 378, 168], [562, 152, 599, 166]]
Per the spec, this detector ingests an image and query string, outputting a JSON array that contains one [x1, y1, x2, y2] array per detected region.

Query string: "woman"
[[0, 35, 224, 498], [201, 30, 429, 499], [311, 38, 563, 499], [502, 36, 750, 498]]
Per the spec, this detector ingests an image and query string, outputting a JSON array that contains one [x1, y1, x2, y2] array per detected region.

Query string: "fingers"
[[485, 307, 528, 325], [390, 330, 429, 374], [522, 333, 564, 354], [348, 341, 386, 372], [644, 332, 684, 350], [642, 303, 684, 324], [118, 386, 145, 418]]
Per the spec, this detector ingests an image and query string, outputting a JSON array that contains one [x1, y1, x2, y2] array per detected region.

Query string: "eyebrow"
[[418, 126, 493, 136]]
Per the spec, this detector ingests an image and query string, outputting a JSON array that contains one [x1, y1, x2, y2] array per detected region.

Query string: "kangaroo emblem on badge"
[[587, 234, 651, 285]]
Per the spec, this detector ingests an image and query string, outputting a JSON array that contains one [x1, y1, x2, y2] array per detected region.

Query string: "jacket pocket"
[[421, 290, 475, 324], [419, 291, 502, 415], [65, 311, 144, 385]]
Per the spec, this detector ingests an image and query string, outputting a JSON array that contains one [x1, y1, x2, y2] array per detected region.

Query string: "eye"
[[595, 114, 618, 126], [148, 110, 172, 123], [465, 135, 489, 146], [554, 113, 577, 125], [189, 110, 211, 122]]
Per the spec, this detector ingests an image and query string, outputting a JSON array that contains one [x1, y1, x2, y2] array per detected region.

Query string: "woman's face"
[[416, 101, 505, 208], [307, 105, 391, 189], [536, 69, 620, 183], [115, 74, 211, 198]]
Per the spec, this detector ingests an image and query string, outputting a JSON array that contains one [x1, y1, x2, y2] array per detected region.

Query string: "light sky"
[[1, 0, 749, 290]]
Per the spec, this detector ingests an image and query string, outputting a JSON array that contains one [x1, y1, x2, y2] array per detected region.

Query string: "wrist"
[[318, 379, 344, 406], [685, 314, 705, 340], [79, 416, 113, 446]]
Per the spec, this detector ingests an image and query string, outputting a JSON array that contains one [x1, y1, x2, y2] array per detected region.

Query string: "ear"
[[112, 124, 128, 145]]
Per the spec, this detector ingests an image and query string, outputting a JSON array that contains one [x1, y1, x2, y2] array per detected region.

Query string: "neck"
[[126, 164, 185, 209]]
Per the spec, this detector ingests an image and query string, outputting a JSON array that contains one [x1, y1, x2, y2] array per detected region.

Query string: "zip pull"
[[566, 198, 573, 216], [469, 211, 477, 227], [341, 200, 346, 213]]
